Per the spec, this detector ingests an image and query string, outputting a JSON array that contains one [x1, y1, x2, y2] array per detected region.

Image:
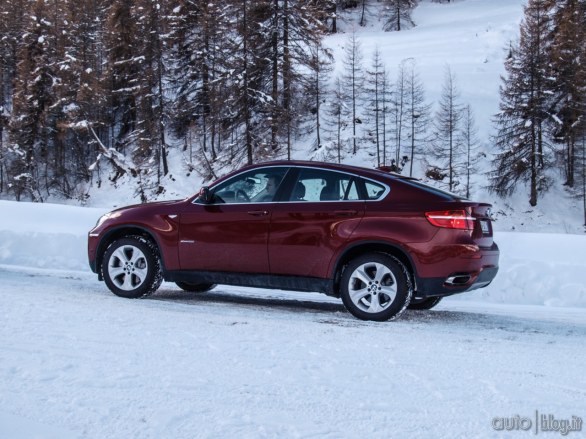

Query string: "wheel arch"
[[331, 241, 416, 297], [96, 225, 165, 279]]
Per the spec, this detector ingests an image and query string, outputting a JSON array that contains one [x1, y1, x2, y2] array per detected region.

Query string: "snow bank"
[[0, 200, 584, 307], [456, 231, 586, 307], [0, 200, 107, 271]]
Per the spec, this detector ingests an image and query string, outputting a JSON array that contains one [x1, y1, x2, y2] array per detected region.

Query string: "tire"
[[408, 296, 443, 310], [101, 236, 162, 299], [175, 282, 216, 293], [340, 253, 413, 321]]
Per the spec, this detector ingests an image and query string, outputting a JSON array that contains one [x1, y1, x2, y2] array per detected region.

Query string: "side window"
[[364, 180, 387, 200], [288, 169, 360, 202], [212, 168, 287, 204]]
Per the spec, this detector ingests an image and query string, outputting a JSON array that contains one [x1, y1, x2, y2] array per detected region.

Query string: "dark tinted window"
[[363, 180, 387, 200], [288, 169, 359, 202]]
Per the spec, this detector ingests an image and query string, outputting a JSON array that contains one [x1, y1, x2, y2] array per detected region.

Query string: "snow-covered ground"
[[1, 200, 585, 438]]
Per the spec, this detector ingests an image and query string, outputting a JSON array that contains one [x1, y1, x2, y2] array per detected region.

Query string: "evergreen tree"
[[549, 0, 586, 188], [103, 0, 138, 170], [490, 0, 555, 206], [0, 0, 30, 193], [8, 0, 60, 201], [131, 0, 171, 196]]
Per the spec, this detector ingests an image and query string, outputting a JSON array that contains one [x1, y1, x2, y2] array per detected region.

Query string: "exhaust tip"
[[445, 274, 472, 286]]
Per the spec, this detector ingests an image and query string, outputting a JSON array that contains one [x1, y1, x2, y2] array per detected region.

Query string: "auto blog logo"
[[492, 412, 583, 435]]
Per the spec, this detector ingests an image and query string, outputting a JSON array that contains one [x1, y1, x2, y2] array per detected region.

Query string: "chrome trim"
[[191, 164, 391, 206], [180, 240, 195, 244]]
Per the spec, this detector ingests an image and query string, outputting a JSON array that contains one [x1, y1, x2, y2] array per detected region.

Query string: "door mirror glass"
[[198, 186, 211, 204]]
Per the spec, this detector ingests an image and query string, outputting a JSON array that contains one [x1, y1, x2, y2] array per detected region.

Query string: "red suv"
[[88, 161, 499, 321]]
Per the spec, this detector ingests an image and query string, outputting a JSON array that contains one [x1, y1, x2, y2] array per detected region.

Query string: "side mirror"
[[198, 186, 212, 204]]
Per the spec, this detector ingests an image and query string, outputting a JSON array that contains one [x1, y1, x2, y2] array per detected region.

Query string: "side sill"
[[164, 270, 335, 296]]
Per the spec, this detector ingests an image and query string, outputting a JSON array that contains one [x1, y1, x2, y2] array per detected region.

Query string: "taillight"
[[425, 210, 475, 230]]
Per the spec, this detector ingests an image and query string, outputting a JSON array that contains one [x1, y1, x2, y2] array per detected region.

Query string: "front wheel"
[[340, 253, 412, 321], [102, 236, 162, 298]]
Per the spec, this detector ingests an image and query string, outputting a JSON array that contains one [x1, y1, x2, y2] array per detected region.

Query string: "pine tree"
[[279, 0, 328, 159], [8, 0, 60, 201], [490, 0, 555, 206], [103, 0, 138, 170], [0, 0, 30, 193], [549, 0, 586, 188], [131, 0, 171, 194]]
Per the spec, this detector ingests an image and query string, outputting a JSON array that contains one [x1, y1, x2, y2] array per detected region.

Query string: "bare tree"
[[432, 66, 464, 192], [383, 0, 417, 32], [341, 30, 365, 155], [405, 59, 431, 177]]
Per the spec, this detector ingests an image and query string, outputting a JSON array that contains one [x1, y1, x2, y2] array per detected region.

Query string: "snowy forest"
[[0, 0, 585, 220]]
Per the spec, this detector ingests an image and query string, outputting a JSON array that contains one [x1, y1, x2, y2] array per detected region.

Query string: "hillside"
[[1, 0, 583, 233]]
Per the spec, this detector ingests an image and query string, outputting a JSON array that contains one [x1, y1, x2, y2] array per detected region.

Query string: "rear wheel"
[[340, 253, 412, 321], [175, 282, 216, 293], [102, 236, 162, 298], [408, 296, 443, 310]]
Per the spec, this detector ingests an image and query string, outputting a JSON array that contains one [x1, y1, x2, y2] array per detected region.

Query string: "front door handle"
[[334, 210, 358, 217], [247, 210, 269, 217]]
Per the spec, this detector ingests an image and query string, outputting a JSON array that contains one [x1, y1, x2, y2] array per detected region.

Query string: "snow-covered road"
[[1, 264, 584, 439]]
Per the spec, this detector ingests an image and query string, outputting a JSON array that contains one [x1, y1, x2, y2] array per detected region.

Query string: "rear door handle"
[[334, 210, 358, 217], [247, 210, 269, 217]]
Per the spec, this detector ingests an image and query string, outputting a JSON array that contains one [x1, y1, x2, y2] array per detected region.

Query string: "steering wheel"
[[235, 189, 250, 202]]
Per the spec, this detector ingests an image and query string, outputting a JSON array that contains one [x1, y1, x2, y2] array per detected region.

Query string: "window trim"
[[192, 165, 391, 205]]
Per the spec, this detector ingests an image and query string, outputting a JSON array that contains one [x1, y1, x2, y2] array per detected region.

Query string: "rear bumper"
[[411, 240, 500, 298], [415, 266, 499, 298]]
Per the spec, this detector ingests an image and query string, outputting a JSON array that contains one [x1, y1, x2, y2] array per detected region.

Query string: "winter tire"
[[408, 296, 443, 310], [340, 253, 412, 321], [175, 282, 216, 293], [102, 236, 162, 298]]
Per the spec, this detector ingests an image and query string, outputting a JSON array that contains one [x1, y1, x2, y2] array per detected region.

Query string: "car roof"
[[239, 160, 413, 182]]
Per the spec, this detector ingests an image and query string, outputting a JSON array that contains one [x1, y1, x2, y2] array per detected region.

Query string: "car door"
[[178, 167, 289, 273], [268, 167, 365, 279]]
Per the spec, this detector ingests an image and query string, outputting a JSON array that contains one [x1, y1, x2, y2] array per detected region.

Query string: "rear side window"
[[289, 169, 360, 202], [363, 180, 387, 200]]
